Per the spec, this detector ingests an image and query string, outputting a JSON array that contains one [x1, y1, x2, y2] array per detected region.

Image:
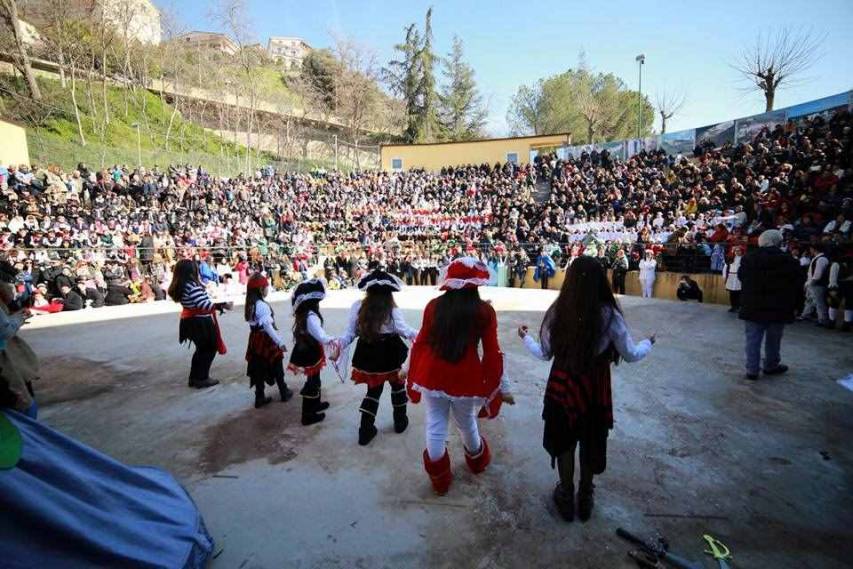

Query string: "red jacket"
[[408, 299, 503, 400]]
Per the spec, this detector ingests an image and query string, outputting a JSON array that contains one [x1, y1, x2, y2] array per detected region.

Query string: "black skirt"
[[288, 337, 325, 376], [246, 327, 285, 387], [351, 334, 408, 387], [542, 361, 612, 474], [178, 316, 216, 351]]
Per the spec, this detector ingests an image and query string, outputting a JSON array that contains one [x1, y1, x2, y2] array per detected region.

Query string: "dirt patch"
[[36, 356, 135, 405], [198, 401, 305, 474]]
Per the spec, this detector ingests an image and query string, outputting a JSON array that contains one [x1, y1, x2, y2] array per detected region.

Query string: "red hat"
[[438, 257, 491, 290], [247, 273, 269, 290]]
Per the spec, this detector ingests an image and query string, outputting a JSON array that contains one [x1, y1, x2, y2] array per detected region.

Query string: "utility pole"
[[635, 54, 645, 139], [334, 134, 338, 171]]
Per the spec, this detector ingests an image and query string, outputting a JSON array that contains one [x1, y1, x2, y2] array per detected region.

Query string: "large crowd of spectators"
[[0, 109, 850, 320]]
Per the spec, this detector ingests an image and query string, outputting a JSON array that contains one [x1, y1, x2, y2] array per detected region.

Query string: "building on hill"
[[21, 0, 161, 45], [267, 37, 311, 69], [380, 133, 572, 172], [173, 32, 238, 56]]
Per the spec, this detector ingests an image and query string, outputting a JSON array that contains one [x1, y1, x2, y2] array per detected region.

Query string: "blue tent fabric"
[[0, 410, 214, 569]]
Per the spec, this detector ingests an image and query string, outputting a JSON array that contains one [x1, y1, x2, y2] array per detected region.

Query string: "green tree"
[[438, 35, 486, 141], [507, 66, 653, 142], [299, 48, 341, 110], [385, 23, 422, 142], [415, 7, 439, 142]]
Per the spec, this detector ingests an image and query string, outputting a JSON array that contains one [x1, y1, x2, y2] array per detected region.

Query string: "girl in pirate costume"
[[289, 279, 338, 426], [168, 259, 229, 389], [518, 256, 654, 522], [337, 270, 418, 446], [244, 273, 294, 409], [407, 257, 514, 496]]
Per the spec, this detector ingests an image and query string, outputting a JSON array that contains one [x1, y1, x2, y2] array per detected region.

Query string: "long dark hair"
[[427, 287, 484, 363], [293, 299, 322, 340], [168, 259, 199, 302], [357, 288, 395, 343], [542, 256, 621, 374], [244, 286, 266, 322]]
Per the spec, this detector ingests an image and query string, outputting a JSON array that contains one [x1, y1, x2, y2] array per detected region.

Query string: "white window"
[[391, 158, 403, 171], [506, 152, 519, 165]]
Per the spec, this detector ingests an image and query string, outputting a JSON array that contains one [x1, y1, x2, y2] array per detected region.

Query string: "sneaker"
[[763, 365, 788, 376], [301, 412, 326, 426], [745, 373, 759, 381], [553, 483, 574, 522], [254, 395, 273, 409], [190, 378, 220, 389]]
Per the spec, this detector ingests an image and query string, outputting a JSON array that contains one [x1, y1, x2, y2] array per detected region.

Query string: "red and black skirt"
[[245, 326, 285, 387], [351, 334, 409, 388], [288, 337, 325, 377], [178, 316, 217, 351], [542, 359, 614, 474]]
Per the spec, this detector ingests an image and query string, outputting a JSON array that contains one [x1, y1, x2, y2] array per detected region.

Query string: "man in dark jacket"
[[738, 230, 800, 380], [59, 284, 85, 311]]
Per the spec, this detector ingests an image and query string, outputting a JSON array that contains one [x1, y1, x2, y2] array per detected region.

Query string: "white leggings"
[[424, 395, 482, 461], [640, 279, 654, 298]]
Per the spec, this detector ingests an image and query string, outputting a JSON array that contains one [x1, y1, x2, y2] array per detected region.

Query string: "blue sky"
[[162, 0, 853, 137]]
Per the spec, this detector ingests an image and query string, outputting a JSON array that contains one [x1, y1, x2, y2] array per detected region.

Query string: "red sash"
[[181, 307, 227, 355]]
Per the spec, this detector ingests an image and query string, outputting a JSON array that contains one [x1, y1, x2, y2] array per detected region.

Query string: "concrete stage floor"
[[21, 288, 853, 569]]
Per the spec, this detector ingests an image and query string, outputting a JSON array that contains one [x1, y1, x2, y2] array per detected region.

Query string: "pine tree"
[[415, 7, 439, 142], [385, 23, 422, 142], [438, 36, 486, 141]]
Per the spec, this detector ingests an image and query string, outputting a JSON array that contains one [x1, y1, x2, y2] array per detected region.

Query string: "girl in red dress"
[[518, 256, 655, 522], [407, 257, 513, 495]]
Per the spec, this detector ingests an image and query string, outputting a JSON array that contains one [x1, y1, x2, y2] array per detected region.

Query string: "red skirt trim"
[[287, 358, 326, 377], [352, 368, 401, 388]]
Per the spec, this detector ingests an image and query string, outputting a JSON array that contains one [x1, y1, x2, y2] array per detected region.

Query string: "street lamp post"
[[131, 122, 141, 168], [635, 54, 645, 139]]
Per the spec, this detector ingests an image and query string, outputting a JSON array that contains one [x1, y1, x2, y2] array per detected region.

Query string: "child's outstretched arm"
[[608, 311, 655, 362], [518, 325, 550, 361]]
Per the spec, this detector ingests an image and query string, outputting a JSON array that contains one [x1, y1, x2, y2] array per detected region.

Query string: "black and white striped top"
[[181, 281, 213, 313]]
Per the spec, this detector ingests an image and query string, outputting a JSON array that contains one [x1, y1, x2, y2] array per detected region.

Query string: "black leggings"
[[557, 439, 594, 489], [612, 271, 626, 295], [728, 290, 741, 310], [190, 346, 217, 381]]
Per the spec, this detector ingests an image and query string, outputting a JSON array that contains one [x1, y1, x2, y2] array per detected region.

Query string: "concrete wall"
[[0, 121, 30, 167], [519, 268, 728, 305], [380, 133, 572, 172]]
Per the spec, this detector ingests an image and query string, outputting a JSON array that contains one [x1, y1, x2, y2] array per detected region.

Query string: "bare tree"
[[655, 89, 685, 134], [0, 0, 42, 100], [732, 27, 824, 112]]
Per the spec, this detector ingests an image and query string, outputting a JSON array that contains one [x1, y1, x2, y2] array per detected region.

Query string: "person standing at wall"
[[723, 247, 744, 313], [806, 244, 831, 328], [638, 251, 656, 298], [828, 253, 853, 332], [738, 230, 800, 380], [611, 250, 629, 295]]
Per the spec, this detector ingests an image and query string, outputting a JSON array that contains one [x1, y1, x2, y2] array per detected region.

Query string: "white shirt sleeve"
[[391, 308, 418, 340], [829, 263, 840, 288], [254, 302, 285, 347], [338, 302, 360, 349], [607, 311, 652, 363], [523, 331, 551, 361], [307, 312, 334, 344]]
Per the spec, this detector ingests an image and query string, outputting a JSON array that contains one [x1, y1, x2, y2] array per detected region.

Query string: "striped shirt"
[[181, 281, 213, 313]]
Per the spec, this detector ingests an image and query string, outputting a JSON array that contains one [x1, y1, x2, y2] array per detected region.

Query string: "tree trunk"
[[70, 65, 86, 146], [660, 112, 667, 135], [764, 89, 775, 112], [164, 98, 179, 150], [586, 120, 594, 144], [2, 0, 42, 100]]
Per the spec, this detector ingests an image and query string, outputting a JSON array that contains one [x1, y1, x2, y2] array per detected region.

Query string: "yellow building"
[[380, 133, 572, 172]]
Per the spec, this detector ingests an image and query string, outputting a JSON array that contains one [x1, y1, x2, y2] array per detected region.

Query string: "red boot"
[[423, 450, 453, 495], [464, 437, 491, 475]]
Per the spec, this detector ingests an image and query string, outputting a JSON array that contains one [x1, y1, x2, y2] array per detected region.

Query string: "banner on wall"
[[660, 129, 695, 156], [695, 120, 735, 148], [734, 110, 786, 144], [784, 92, 850, 120], [599, 140, 626, 160]]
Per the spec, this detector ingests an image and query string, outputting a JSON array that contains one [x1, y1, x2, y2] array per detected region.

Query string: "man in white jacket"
[[806, 244, 831, 328]]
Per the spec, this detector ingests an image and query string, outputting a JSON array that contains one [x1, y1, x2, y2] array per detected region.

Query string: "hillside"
[[0, 74, 335, 174]]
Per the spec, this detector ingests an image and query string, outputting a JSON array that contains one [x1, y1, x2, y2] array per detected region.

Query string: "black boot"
[[577, 480, 595, 522], [254, 382, 272, 409], [358, 387, 382, 445], [391, 382, 409, 434], [553, 482, 574, 522], [358, 396, 379, 446], [275, 376, 294, 402], [301, 395, 325, 426]]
